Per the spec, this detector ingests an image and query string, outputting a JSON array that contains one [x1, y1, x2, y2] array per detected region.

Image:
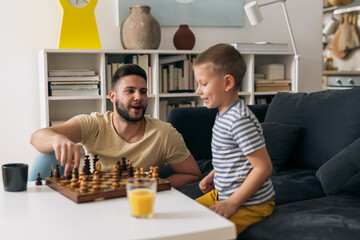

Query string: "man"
[[30, 64, 201, 188]]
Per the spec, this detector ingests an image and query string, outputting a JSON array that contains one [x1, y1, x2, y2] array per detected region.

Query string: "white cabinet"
[[39, 49, 296, 127]]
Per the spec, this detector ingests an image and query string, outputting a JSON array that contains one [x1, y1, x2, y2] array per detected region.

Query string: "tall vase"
[[173, 24, 196, 50], [120, 5, 161, 50]]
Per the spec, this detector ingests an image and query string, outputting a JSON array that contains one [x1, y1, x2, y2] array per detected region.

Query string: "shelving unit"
[[39, 49, 297, 127]]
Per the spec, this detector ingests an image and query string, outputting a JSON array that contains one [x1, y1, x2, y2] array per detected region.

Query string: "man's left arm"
[[167, 154, 201, 188]]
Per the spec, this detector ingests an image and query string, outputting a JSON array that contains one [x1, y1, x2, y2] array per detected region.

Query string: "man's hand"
[[30, 117, 82, 177], [210, 199, 239, 219], [52, 134, 80, 176]]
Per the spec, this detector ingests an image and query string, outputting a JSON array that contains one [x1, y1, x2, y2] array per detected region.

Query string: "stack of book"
[[255, 73, 292, 92], [160, 55, 196, 93], [48, 69, 100, 96]]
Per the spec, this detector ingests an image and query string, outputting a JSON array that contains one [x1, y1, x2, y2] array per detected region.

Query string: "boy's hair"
[[111, 64, 147, 90], [193, 43, 246, 90]]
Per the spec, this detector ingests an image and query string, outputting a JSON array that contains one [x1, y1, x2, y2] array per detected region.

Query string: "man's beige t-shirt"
[[75, 111, 190, 171]]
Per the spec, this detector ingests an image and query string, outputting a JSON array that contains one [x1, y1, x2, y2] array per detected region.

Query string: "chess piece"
[[152, 166, 159, 180], [92, 154, 99, 173], [79, 167, 86, 181], [54, 164, 60, 178], [134, 168, 140, 178], [122, 157, 127, 172], [36, 173, 42, 185], [111, 168, 120, 188], [80, 179, 88, 193], [48, 170, 53, 177], [84, 155, 91, 175], [116, 161, 122, 177], [127, 160, 134, 177], [140, 168, 146, 177], [70, 173, 79, 188]]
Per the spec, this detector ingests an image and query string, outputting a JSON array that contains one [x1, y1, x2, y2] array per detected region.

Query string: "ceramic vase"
[[120, 5, 161, 50], [173, 24, 196, 50]]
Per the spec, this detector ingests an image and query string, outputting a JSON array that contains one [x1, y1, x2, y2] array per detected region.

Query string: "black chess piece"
[[93, 155, 99, 174], [36, 173, 43, 185], [49, 170, 53, 177], [84, 155, 91, 175], [54, 163, 60, 178], [122, 157, 127, 172]]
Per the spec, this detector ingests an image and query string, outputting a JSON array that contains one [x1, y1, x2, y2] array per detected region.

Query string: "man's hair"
[[193, 43, 246, 90], [111, 64, 147, 90]]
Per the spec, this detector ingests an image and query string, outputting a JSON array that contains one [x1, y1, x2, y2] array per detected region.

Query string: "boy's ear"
[[224, 74, 235, 92]]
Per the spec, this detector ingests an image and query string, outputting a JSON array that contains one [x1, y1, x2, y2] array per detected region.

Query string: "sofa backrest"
[[167, 104, 269, 161], [264, 89, 360, 169]]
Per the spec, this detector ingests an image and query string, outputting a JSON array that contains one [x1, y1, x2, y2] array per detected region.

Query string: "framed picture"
[[118, 0, 244, 27]]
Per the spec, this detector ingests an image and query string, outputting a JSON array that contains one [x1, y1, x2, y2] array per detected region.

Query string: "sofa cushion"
[[271, 168, 324, 205], [238, 194, 360, 240], [261, 122, 300, 172], [264, 89, 360, 169], [316, 138, 360, 196]]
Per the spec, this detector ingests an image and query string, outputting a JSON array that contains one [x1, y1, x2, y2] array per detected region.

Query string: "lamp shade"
[[244, 1, 264, 25]]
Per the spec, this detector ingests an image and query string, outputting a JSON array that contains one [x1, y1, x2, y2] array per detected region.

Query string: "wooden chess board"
[[45, 171, 171, 204]]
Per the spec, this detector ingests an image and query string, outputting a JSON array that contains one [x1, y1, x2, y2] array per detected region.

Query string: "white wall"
[[0, 0, 322, 174]]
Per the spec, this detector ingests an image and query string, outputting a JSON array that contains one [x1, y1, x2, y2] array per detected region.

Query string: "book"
[[50, 84, 99, 90], [48, 75, 100, 82], [48, 69, 95, 77], [231, 42, 289, 52], [50, 89, 100, 96], [159, 55, 187, 65], [255, 85, 291, 92]]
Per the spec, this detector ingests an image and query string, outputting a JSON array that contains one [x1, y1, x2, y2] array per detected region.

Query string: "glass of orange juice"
[[126, 178, 157, 218]]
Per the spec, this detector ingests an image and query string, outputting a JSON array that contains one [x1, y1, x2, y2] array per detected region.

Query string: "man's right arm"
[[30, 117, 82, 176]]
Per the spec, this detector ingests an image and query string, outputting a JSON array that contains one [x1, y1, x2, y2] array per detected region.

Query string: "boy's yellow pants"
[[195, 189, 275, 234]]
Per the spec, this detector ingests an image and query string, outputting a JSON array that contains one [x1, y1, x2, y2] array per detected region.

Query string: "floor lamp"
[[244, 0, 300, 92]]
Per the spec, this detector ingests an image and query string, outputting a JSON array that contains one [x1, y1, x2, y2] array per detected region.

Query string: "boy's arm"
[[167, 154, 201, 188], [30, 117, 82, 176], [210, 147, 272, 218]]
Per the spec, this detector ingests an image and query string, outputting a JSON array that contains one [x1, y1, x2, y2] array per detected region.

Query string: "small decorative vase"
[[173, 24, 196, 50], [120, 5, 161, 50]]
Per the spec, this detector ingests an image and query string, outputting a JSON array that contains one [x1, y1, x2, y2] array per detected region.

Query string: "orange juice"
[[128, 189, 155, 217]]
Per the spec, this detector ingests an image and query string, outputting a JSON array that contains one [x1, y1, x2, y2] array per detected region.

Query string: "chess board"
[[45, 171, 171, 204]]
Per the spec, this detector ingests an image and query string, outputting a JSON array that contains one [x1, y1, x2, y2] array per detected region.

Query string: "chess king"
[[30, 64, 201, 188]]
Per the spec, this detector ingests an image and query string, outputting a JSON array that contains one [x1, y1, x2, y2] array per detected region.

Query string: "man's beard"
[[115, 99, 146, 122]]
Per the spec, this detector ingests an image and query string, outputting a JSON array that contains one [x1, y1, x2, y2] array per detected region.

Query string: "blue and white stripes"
[[212, 99, 274, 205]]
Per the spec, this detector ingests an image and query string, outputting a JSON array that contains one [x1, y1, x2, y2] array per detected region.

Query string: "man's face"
[[112, 75, 148, 122]]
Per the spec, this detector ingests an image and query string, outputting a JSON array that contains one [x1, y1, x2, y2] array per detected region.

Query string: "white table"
[[0, 184, 236, 240]]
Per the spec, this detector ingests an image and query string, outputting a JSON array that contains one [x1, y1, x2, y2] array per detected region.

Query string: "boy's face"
[[194, 66, 227, 111]]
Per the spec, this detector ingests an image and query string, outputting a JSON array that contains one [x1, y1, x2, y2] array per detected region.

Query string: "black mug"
[[2, 163, 28, 192]]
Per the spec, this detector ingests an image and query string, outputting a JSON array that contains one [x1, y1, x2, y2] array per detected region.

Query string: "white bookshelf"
[[38, 49, 297, 127]]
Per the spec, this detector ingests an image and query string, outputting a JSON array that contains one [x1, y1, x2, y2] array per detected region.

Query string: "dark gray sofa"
[[165, 89, 360, 240]]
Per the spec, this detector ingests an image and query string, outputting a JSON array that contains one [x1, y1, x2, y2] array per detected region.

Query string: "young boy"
[[193, 43, 275, 234]]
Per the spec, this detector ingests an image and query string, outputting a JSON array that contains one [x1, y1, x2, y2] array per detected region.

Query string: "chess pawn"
[[54, 163, 61, 178], [140, 168, 146, 177], [134, 168, 140, 178], [92, 174, 101, 191], [79, 167, 86, 181], [111, 170, 120, 188], [36, 173, 43, 185], [80, 179, 88, 193], [70, 173, 79, 188], [95, 161, 102, 177], [48, 170, 54, 177]]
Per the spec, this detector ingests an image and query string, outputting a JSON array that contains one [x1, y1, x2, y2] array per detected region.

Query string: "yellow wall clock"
[[58, 0, 101, 49]]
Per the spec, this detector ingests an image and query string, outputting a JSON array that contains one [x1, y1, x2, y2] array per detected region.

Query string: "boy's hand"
[[210, 199, 239, 219], [199, 175, 214, 193]]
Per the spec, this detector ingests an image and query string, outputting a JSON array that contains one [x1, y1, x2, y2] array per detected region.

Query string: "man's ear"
[[109, 90, 116, 103], [224, 74, 235, 92]]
